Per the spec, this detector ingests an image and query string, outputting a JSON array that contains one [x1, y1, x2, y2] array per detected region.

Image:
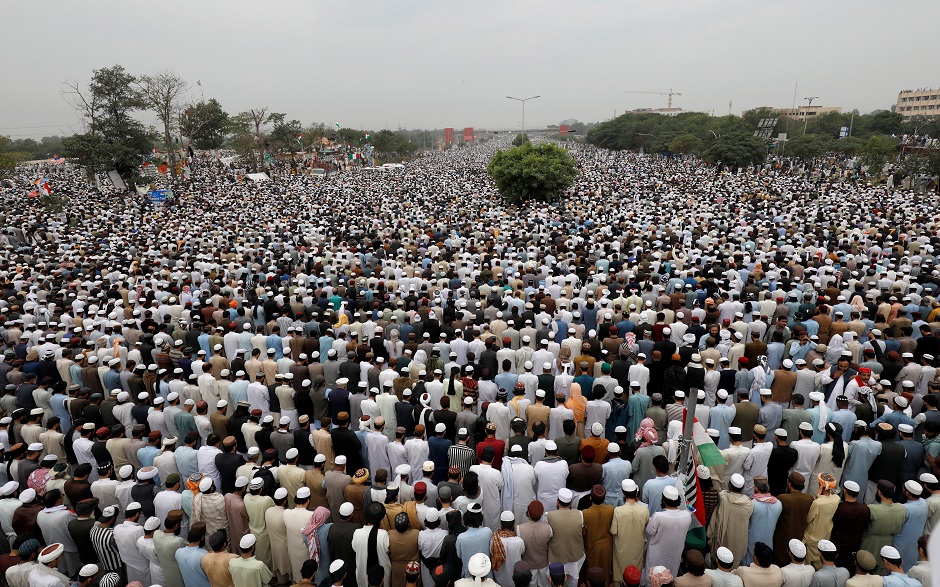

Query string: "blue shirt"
[[138, 445, 160, 468], [642, 475, 677, 516], [882, 572, 922, 587], [176, 445, 200, 480], [602, 458, 632, 507], [50, 394, 71, 431], [175, 545, 210, 587], [456, 526, 493, 578]]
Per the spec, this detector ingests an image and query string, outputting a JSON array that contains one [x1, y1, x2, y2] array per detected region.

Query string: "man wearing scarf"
[[803, 473, 840, 568], [490, 510, 524, 587]]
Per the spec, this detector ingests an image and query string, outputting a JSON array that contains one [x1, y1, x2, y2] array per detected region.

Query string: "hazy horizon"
[[2, 0, 937, 140]]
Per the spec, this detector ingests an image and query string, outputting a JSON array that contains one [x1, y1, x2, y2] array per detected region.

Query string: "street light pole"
[[802, 96, 819, 136], [506, 95, 540, 138]]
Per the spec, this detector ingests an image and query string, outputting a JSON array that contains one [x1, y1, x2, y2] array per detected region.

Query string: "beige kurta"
[[610, 502, 650, 586], [193, 492, 228, 537], [244, 494, 275, 568], [388, 528, 420, 587], [264, 505, 292, 577], [708, 491, 755, 569], [803, 494, 841, 569]]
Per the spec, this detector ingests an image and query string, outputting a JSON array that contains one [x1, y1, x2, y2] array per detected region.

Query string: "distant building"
[[765, 105, 843, 118], [628, 107, 684, 116], [896, 88, 940, 117]]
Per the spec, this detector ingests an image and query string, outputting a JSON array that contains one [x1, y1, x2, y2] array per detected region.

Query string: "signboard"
[[444, 128, 455, 144], [754, 118, 778, 139], [560, 124, 570, 136], [147, 189, 171, 204], [463, 127, 474, 142], [839, 126, 850, 138]]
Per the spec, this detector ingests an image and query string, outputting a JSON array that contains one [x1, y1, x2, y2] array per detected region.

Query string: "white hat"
[[261, 414, 273, 423], [500, 510, 515, 522], [27, 442, 43, 452], [905, 480, 923, 495], [435, 422, 446, 433], [137, 467, 158, 481], [239, 534, 257, 550], [809, 391, 824, 402], [247, 446, 260, 457], [79, 563, 99, 578], [608, 442, 620, 453], [920, 473, 938, 485], [716, 546, 734, 565], [144, 516, 161, 531], [235, 476, 250, 488], [286, 448, 299, 460], [38, 543, 65, 564], [591, 422, 604, 436], [675, 390, 685, 399], [759, 388, 771, 396], [297, 487, 311, 499], [843, 480, 860, 493], [185, 399, 197, 407], [881, 545, 901, 559], [274, 487, 288, 500], [0, 481, 18, 496], [775, 428, 788, 438], [697, 465, 711, 480], [119, 465, 133, 479], [468, 553, 492, 578], [818, 539, 837, 553], [728, 426, 741, 435], [279, 416, 290, 426], [545, 440, 557, 451], [425, 508, 440, 523], [339, 502, 355, 517], [799, 421, 813, 431], [558, 488, 573, 503], [663, 485, 680, 500], [335, 455, 347, 466], [18, 488, 36, 503], [249, 478, 264, 490], [199, 477, 213, 492], [330, 560, 345, 574], [137, 392, 149, 401], [622, 479, 638, 492], [729, 473, 745, 489], [899, 423, 914, 434], [717, 389, 728, 399], [117, 391, 129, 402], [788, 539, 807, 558], [896, 396, 909, 408]]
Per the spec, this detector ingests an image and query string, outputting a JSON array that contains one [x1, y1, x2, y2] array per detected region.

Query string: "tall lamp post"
[[506, 95, 540, 138], [802, 96, 819, 136]]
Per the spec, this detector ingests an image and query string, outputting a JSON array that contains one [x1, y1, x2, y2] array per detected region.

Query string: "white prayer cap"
[[335, 455, 347, 466], [468, 553, 491, 578], [235, 476, 250, 488], [622, 479, 638, 493], [716, 547, 734, 565], [799, 421, 813, 431], [843, 480, 860, 493], [920, 473, 938, 485], [729, 474, 745, 489], [608, 442, 620, 453], [500, 510, 515, 522], [239, 534, 257, 550], [545, 440, 557, 451], [728, 426, 741, 435], [905, 480, 923, 495], [557, 488, 573, 503], [330, 560, 345, 574], [788, 539, 807, 558], [144, 516, 161, 531], [274, 488, 289, 500], [663, 485, 680, 500], [881, 545, 901, 559]]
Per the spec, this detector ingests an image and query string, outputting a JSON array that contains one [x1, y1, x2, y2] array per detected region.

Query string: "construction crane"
[[625, 89, 683, 108]]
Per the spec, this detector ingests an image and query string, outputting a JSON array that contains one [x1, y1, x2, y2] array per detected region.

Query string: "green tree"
[[512, 133, 530, 147], [785, 134, 829, 159], [702, 132, 767, 169], [830, 136, 865, 155], [138, 70, 188, 174], [668, 134, 703, 155], [182, 99, 229, 149], [0, 136, 29, 177], [267, 113, 304, 151], [860, 134, 899, 175], [62, 65, 153, 180], [487, 143, 579, 204]]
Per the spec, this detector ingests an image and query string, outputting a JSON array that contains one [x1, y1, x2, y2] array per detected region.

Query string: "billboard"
[[444, 128, 454, 144], [147, 189, 172, 204], [560, 124, 570, 136], [464, 127, 474, 142]]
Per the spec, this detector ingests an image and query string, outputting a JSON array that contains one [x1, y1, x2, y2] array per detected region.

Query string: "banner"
[[148, 189, 171, 203]]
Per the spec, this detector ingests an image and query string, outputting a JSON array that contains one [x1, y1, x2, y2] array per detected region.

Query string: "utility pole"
[[802, 96, 819, 136], [506, 95, 540, 137]]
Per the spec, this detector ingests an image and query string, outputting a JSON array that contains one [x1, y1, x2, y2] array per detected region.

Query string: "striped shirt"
[[89, 524, 123, 574], [448, 443, 477, 479]]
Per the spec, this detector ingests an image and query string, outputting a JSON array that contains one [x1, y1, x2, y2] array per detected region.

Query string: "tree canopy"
[[487, 142, 579, 204]]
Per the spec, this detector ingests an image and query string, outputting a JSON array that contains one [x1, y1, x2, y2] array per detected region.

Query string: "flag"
[[678, 441, 706, 527], [335, 122, 340, 129], [296, 133, 303, 147], [692, 419, 724, 467], [365, 133, 370, 139], [27, 190, 39, 198], [40, 182, 51, 196]]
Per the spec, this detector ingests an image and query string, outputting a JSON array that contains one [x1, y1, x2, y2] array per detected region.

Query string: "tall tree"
[[139, 70, 188, 174], [62, 65, 152, 181], [181, 99, 229, 149]]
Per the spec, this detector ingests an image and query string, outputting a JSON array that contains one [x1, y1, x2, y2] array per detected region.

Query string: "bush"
[[487, 143, 579, 204]]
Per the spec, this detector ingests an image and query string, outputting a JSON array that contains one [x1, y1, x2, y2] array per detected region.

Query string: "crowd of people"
[[0, 139, 936, 587]]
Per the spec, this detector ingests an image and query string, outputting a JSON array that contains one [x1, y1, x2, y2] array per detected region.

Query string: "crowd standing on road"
[[0, 141, 937, 587]]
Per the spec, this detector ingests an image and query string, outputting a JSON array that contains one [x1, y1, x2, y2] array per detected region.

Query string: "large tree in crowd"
[[62, 65, 153, 179]]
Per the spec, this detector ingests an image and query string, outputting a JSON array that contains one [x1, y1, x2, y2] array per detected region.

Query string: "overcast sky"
[[2, 0, 937, 139]]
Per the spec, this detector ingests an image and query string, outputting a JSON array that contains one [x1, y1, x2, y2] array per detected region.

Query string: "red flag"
[[27, 190, 39, 198]]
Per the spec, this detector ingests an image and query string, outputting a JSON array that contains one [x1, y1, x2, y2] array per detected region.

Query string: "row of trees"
[[585, 109, 938, 173], [50, 65, 422, 181]]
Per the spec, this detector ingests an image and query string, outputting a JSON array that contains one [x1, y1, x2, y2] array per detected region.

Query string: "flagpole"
[[678, 385, 699, 479]]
